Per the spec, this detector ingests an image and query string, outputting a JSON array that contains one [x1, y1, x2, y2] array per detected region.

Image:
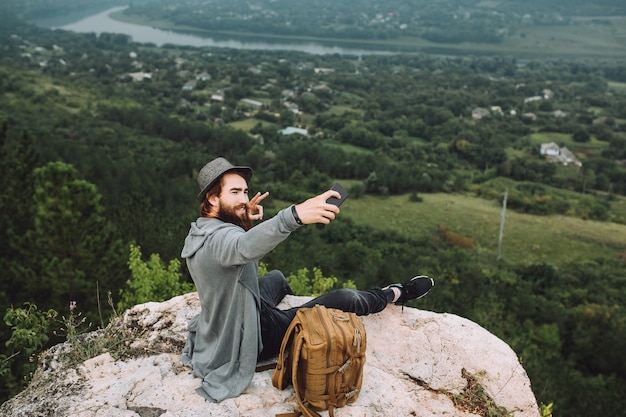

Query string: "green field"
[[322, 139, 375, 155], [338, 192, 626, 266], [609, 81, 626, 93], [228, 118, 277, 132]]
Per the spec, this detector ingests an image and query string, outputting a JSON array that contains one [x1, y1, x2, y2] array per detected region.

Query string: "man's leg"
[[293, 288, 393, 316], [258, 275, 434, 359], [258, 288, 391, 360], [258, 270, 295, 360], [287, 275, 435, 316], [259, 302, 293, 360], [259, 270, 293, 307]]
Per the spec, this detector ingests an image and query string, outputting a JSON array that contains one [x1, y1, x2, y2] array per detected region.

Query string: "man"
[[181, 157, 434, 402]]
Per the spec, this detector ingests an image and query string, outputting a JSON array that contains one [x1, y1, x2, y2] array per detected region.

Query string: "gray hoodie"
[[180, 207, 300, 402]]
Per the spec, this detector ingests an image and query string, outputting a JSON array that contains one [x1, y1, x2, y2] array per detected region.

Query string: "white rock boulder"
[[0, 292, 540, 417]]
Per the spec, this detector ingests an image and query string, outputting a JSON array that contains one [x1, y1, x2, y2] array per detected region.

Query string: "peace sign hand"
[[247, 191, 269, 221]]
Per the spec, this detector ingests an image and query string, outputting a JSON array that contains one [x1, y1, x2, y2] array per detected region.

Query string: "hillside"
[[340, 192, 626, 265]]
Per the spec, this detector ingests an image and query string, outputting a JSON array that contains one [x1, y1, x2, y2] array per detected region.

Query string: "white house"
[[240, 98, 263, 108], [540, 142, 560, 157], [540, 142, 582, 167], [472, 107, 490, 120], [279, 127, 309, 136], [524, 96, 542, 103], [128, 72, 152, 82], [182, 80, 197, 91]]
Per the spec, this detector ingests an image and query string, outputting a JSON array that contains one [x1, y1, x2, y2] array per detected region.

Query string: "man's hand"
[[248, 191, 269, 221], [293, 189, 341, 225]]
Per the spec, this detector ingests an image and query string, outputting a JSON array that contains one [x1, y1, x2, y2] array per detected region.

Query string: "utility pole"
[[497, 189, 508, 262]]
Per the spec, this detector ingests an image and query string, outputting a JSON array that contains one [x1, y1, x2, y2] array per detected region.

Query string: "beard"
[[217, 203, 253, 231]]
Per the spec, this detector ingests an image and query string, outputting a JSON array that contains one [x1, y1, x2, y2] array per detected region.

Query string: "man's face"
[[211, 172, 253, 230]]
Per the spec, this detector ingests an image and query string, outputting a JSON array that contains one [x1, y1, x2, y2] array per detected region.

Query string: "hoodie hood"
[[181, 218, 214, 259]]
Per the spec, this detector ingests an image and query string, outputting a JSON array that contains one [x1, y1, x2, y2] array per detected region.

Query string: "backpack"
[[271, 304, 367, 417]]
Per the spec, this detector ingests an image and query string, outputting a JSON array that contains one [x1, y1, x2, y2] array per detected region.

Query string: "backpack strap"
[[272, 316, 300, 390]]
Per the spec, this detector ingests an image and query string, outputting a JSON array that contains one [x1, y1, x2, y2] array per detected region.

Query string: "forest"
[[1, 2, 626, 416], [120, 0, 626, 43]]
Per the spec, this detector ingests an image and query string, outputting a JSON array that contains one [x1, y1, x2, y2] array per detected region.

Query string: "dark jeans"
[[258, 270, 393, 360]]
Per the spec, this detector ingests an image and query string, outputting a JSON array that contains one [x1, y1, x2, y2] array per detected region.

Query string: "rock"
[[0, 293, 540, 417]]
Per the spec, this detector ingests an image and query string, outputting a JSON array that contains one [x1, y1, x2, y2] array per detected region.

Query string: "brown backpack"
[[271, 304, 366, 417]]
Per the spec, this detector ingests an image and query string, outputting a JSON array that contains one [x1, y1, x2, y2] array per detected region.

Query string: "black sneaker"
[[391, 275, 434, 304]]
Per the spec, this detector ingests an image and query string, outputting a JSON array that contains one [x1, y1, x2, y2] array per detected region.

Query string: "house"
[[284, 101, 300, 114], [472, 107, 490, 120], [182, 80, 197, 91], [553, 110, 567, 118], [210, 90, 224, 102], [196, 72, 211, 81], [490, 106, 503, 115], [128, 72, 152, 82], [540, 142, 582, 167], [540, 142, 560, 157], [524, 96, 542, 103], [281, 89, 295, 100], [279, 127, 309, 136], [592, 116, 607, 125], [240, 98, 263, 108], [560, 147, 582, 167]]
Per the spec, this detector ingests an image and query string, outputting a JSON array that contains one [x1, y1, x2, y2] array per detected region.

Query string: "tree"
[[572, 127, 590, 143], [22, 161, 126, 323], [0, 128, 40, 260]]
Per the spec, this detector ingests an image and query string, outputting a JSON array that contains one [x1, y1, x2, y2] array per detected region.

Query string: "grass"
[[611, 195, 626, 221], [228, 118, 277, 132], [608, 81, 626, 93], [322, 139, 375, 155], [339, 192, 626, 266]]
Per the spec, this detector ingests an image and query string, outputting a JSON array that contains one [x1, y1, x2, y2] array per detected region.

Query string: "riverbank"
[[109, 9, 626, 60]]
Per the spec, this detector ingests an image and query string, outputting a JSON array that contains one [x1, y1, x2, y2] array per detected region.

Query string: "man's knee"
[[263, 270, 293, 295], [262, 269, 286, 285], [332, 288, 360, 304]]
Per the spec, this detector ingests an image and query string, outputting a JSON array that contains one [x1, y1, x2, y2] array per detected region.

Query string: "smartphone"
[[326, 183, 348, 207]]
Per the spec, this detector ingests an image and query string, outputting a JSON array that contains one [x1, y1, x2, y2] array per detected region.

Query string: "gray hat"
[[196, 157, 253, 202]]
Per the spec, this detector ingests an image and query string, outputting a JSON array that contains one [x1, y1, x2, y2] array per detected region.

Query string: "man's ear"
[[208, 194, 219, 206]]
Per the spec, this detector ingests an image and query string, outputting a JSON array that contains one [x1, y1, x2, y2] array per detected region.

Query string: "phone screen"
[[327, 183, 348, 207]]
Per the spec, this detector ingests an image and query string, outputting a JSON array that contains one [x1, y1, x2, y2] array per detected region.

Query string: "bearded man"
[[181, 157, 434, 402]]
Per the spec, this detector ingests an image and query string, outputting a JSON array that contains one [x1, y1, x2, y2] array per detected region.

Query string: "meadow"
[[339, 191, 626, 266]]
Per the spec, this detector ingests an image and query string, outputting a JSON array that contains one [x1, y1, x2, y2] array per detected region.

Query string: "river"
[[37, 6, 401, 56]]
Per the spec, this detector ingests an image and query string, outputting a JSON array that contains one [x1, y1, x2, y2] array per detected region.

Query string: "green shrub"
[[118, 244, 194, 312]]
